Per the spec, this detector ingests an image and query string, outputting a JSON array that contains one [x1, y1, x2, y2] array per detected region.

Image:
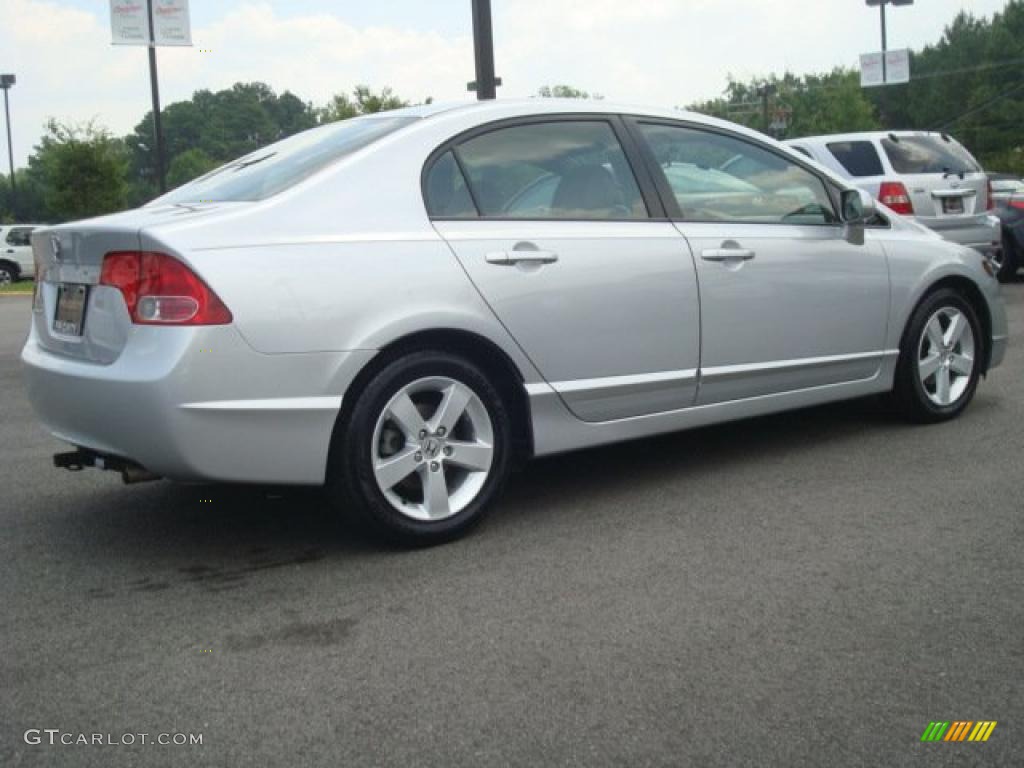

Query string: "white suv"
[[785, 132, 1001, 259], [0, 224, 42, 284]]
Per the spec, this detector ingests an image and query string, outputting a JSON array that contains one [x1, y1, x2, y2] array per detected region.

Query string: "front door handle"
[[486, 251, 559, 266], [701, 248, 756, 262]]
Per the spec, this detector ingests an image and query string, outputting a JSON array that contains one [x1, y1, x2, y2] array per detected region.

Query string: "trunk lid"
[[30, 204, 235, 364]]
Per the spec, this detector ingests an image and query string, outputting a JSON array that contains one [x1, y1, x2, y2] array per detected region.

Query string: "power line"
[[910, 56, 1024, 81], [933, 80, 1024, 130], [704, 56, 1024, 100]]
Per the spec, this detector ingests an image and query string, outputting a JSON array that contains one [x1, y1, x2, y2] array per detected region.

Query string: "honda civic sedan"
[[23, 100, 1008, 544]]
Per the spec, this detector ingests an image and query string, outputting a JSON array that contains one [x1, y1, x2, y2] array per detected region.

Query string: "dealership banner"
[[110, 0, 192, 46]]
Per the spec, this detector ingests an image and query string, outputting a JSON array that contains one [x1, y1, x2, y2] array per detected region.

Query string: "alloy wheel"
[[917, 306, 975, 407], [371, 376, 494, 521]]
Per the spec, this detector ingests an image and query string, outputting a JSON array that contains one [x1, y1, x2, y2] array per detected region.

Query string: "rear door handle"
[[486, 251, 559, 266], [701, 248, 756, 262]]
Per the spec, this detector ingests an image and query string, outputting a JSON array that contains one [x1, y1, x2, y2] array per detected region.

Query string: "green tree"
[[0, 168, 49, 223], [318, 85, 410, 123], [690, 69, 879, 139], [167, 148, 218, 189], [30, 120, 129, 222], [537, 84, 602, 99], [126, 82, 320, 205]]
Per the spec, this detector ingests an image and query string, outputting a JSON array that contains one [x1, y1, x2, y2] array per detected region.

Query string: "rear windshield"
[[154, 116, 418, 204], [880, 135, 981, 176], [826, 141, 884, 177]]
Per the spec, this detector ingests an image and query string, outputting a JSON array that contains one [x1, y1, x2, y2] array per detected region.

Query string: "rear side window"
[[424, 152, 477, 218], [826, 141, 884, 177], [450, 121, 648, 220], [881, 135, 981, 175], [155, 115, 418, 203]]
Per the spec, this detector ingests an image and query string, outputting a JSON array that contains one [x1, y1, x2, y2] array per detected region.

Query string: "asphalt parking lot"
[[1, 285, 1022, 768]]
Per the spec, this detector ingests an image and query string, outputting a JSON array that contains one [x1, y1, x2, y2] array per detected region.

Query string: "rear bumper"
[[917, 215, 1002, 256], [22, 323, 376, 484]]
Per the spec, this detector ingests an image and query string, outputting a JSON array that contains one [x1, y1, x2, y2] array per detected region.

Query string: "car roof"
[[400, 97, 703, 121], [785, 130, 953, 145], [404, 98, 793, 151]]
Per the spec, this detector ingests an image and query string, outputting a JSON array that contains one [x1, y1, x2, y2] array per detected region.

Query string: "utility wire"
[[933, 80, 1024, 130], [703, 57, 1024, 99]]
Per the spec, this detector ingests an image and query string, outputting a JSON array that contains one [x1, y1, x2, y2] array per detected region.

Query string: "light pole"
[[865, 0, 914, 83], [0, 74, 15, 217], [469, 0, 501, 100], [146, 1, 167, 193]]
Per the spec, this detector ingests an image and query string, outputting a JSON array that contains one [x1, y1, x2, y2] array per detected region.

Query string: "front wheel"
[[0, 264, 15, 286], [893, 288, 983, 423], [329, 351, 512, 545], [995, 234, 1018, 283]]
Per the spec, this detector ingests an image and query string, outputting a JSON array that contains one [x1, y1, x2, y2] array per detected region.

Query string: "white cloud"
[[0, 0, 1012, 168]]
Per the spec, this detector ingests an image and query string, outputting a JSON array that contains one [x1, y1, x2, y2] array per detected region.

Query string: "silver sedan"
[[23, 100, 1008, 544]]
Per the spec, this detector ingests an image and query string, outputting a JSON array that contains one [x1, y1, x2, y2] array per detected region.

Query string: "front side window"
[[826, 141, 884, 177], [451, 121, 647, 220], [637, 123, 838, 225], [880, 135, 981, 175], [6, 227, 33, 246]]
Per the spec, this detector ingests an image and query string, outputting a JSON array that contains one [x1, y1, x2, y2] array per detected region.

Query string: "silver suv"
[[785, 132, 1001, 259]]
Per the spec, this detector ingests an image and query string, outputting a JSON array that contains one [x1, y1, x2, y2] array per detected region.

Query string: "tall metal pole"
[[146, 0, 167, 193], [470, 0, 499, 100], [880, 1, 888, 84], [2, 86, 15, 216]]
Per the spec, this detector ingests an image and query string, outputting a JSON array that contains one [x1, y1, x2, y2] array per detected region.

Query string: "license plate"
[[942, 196, 965, 214], [53, 283, 89, 336]]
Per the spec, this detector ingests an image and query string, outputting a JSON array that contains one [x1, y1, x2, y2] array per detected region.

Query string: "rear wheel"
[[893, 288, 983, 423], [330, 351, 512, 545]]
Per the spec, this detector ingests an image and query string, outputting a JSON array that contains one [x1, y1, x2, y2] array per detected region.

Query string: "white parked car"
[[0, 224, 42, 283], [785, 132, 1001, 260]]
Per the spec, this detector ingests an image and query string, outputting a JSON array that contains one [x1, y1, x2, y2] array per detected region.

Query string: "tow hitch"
[[53, 450, 162, 485]]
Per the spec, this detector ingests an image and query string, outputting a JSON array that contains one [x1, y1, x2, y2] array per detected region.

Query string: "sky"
[[0, 0, 1013, 169]]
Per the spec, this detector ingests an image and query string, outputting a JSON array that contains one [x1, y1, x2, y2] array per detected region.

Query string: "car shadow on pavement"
[[38, 392, 981, 571], [52, 395, 880, 539], [497, 394, 920, 524]]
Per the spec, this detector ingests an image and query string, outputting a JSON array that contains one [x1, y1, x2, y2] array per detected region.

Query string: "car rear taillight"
[[1010, 197, 1024, 211], [878, 181, 914, 215], [100, 251, 232, 325], [986, 179, 995, 211]]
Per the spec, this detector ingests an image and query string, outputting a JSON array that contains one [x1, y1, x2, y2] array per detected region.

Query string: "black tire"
[[996, 234, 1018, 283], [892, 288, 984, 424], [328, 350, 512, 546], [0, 264, 15, 286]]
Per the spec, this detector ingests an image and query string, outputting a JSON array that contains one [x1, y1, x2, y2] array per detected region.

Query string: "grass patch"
[[0, 281, 34, 295]]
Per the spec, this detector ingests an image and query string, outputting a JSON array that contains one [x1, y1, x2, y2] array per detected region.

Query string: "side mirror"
[[841, 188, 877, 225]]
